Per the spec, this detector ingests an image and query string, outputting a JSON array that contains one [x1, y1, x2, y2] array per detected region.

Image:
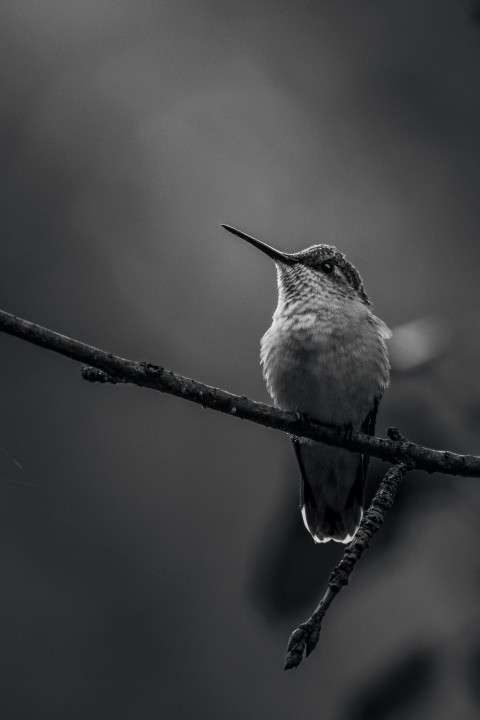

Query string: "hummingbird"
[[222, 224, 391, 544]]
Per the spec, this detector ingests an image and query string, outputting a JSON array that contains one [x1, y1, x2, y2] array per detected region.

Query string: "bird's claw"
[[295, 411, 307, 422], [337, 423, 354, 442]]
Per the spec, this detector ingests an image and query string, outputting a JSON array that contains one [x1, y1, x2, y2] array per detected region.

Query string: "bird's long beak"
[[221, 225, 297, 265]]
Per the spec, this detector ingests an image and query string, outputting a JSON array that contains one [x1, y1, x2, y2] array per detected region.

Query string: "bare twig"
[[284, 462, 410, 669], [81, 366, 124, 384], [0, 308, 479, 477]]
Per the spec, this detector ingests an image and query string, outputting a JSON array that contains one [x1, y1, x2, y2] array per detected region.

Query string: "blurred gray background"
[[2, 1, 480, 718]]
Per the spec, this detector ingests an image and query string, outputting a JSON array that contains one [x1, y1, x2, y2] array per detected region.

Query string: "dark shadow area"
[[344, 646, 436, 720]]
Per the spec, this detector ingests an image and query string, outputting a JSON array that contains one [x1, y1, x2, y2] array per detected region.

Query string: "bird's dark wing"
[[360, 397, 379, 480]]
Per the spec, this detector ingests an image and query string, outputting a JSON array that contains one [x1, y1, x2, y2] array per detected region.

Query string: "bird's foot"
[[336, 422, 354, 443], [295, 411, 310, 424]]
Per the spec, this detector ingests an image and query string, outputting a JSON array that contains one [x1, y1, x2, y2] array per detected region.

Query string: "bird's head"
[[221, 224, 370, 307]]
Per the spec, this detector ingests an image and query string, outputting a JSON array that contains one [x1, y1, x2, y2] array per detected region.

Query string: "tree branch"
[[0, 308, 476, 669], [284, 462, 410, 669], [0, 308, 478, 477]]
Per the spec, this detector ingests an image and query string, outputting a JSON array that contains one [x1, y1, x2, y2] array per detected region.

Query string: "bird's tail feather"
[[293, 440, 365, 544]]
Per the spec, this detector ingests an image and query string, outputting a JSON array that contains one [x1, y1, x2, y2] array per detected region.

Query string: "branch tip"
[[284, 620, 322, 670]]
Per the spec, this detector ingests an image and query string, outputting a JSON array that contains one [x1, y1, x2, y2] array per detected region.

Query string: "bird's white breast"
[[260, 297, 390, 428]]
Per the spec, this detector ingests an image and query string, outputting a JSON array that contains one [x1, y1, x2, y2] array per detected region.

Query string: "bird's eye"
[[320, 260, 334, 274]]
